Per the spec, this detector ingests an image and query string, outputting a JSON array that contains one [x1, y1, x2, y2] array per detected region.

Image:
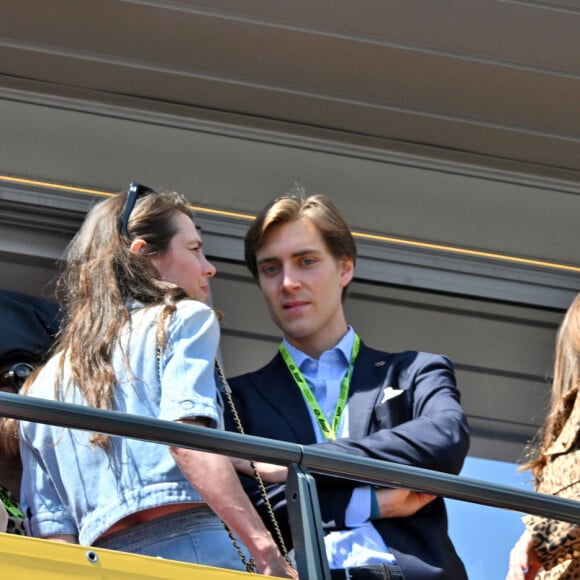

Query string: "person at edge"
[[506, 294, 580, 579], [0, 289, 61, 535], [17, 183, 295, 578], [224, 187, 470, 579]]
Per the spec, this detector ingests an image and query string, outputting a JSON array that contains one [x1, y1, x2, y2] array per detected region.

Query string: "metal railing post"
[[285, 462, 331, 580]]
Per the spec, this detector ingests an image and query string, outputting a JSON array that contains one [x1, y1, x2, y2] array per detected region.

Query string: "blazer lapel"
[[347, 345, 390, 439], [254, 354, 318, 444]]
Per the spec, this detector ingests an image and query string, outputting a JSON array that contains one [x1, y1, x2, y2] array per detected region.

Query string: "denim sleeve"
[[158, 301, 221, 427], [19, 426, 78, 538]]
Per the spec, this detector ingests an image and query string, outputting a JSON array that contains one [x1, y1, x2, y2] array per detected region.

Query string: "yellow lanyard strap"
[[0, 485, 24, 519], [279, 334, 360, 441]]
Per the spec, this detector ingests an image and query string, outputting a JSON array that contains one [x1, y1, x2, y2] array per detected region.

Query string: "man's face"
[[255, 217, 353, 357]]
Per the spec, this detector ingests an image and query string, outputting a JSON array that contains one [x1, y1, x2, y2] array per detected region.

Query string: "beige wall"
[[2, 93, 580, 267], [0, 91, 574, 464]]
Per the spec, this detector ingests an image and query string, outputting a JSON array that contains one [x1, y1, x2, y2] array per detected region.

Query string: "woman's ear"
[[129, 239, 147, 255]]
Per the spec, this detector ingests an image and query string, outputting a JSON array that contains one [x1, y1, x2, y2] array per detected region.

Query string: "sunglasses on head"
[[1, 362, 35, 391], [119, 182, 157, 236]]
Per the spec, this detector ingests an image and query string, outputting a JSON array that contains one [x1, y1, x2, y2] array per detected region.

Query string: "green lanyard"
[[279, 333, 360, 441], [0, 485, 24, 519]]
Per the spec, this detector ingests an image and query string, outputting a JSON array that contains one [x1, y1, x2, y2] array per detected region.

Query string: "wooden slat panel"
[[2, 96, 580, 269], [1, 1, 580, 169]]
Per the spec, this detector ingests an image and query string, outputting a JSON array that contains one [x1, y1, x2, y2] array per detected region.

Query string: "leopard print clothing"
[[0, 482, 26, 535], [523, 389, 580, 579], [536, 559, 580, 580]]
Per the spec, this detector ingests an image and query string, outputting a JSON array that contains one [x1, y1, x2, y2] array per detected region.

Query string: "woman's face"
[[150, 212, 216, 302]]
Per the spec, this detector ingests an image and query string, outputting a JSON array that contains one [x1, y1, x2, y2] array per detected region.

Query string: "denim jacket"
[[19, 299, 223, 546]]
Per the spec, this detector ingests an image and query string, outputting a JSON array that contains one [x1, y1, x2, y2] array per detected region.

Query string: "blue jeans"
[[93, 506, 250, 571]]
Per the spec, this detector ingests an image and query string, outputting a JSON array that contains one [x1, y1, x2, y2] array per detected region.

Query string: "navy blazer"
[[225, 342, 470, 579]]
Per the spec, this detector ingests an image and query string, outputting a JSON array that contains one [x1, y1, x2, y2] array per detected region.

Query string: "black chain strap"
[[215, 358, 294, 569], [222, 523, 257, 573]]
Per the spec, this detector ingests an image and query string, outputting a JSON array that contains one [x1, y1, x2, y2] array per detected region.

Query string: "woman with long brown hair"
[[17, 183, 294, 578], [506, 294, 580, 579]]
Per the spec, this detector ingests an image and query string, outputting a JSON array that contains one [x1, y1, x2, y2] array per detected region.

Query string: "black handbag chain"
[[214, 358, 293, 569]]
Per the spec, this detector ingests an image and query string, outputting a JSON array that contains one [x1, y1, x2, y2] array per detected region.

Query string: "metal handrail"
[[1, 391, 579, 525]]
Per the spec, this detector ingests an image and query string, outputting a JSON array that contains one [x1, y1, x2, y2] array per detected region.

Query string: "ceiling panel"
[[0, 0, 579, 173]]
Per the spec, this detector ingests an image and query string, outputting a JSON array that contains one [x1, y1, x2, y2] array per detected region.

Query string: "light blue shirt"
[[282, 327, 396, 568], [19, 299, 223, 546]]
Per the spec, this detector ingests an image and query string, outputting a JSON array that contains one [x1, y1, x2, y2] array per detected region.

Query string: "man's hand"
[[230, 457, 288, 482], [375, 487, 436, 518]]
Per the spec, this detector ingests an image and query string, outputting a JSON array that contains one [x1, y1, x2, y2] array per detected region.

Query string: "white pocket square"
[[381, 386, 403, 404]]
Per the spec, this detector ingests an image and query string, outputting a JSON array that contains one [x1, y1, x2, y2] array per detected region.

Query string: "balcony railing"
[[2, 391, 579, 579]]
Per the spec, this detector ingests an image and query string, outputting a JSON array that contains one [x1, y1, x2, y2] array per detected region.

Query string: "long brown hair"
[[51, 188, 194, 447], [522, 294, 580, 483]]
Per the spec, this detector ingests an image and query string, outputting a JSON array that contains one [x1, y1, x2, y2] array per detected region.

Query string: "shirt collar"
[[282, 326, 355, 369]]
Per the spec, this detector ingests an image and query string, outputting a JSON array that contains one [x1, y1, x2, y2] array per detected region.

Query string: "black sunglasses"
[[119, 182, 156, 236], [1, 362, 35, 391]]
